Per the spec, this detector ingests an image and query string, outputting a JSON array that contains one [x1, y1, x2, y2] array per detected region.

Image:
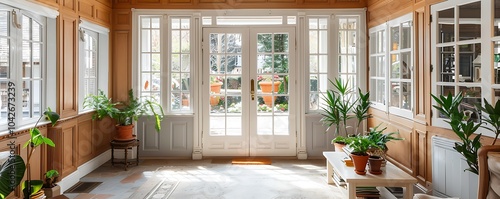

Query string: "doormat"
[[64, 182, 102, 193], [145, 180, 179, 199], [231, 158, 272, 165]]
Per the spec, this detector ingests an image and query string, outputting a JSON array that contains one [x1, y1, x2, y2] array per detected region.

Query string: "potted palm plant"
[[320, 78, 371, 151], [83, 89, 165, 140]]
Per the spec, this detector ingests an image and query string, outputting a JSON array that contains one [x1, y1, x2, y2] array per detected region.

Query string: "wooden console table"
[[110, 139, 140, 170], [323, 152, 417, 199]]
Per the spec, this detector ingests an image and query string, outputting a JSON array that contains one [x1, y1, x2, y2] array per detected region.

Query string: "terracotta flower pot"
[[210, 95, 220, 106], [210, 82, 223, 93], [333, 142, 346, 152], [259, 81, 281, 107], [115, 124, 135, 141], [350, 153, 369, 175], [368, 156, 384, 175]]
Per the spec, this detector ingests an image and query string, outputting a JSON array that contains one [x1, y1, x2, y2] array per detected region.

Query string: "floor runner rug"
[[231, 158, 272, 165], [64, 182, 102, 193]]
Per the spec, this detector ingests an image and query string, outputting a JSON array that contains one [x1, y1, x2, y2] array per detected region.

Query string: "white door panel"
[[202, 27, 296, 157]]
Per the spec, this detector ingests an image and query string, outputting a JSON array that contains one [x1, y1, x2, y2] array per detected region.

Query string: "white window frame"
[[369, 23, 387, 111], [306, 14, 366, 113], [78, 19, 109, 113], [368, 13, 413, 119], [0, 1, 57, 135], [431, 0, 498, 137]]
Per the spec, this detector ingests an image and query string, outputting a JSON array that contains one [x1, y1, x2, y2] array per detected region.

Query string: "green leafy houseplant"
[[83, 89, 165, 138], [0, 108, 60, 199], [42, 170, 59, 189], [345, 135, 380, 175], [432, 92, 482, 174], [366, 124, 403, 151], [320, 78, 371, 142], [475, 99, 500, 145]]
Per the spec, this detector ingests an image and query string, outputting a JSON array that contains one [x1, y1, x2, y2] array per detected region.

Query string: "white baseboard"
[[58, 150, 111, 192]]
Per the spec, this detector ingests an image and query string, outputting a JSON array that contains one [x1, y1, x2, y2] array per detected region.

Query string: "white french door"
[[202, 27, 296, 156]]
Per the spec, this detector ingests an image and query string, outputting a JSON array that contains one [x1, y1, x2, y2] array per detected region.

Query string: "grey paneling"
[[306, 115, 335, 157], [138, 116, 193, 157], [140, 119, 160, 151], [171, 121, 188, 150]]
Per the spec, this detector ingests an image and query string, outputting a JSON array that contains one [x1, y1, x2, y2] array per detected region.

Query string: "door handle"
[[251, 79, 255, 100]]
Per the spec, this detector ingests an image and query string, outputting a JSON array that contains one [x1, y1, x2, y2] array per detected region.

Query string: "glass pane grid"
[[308, 17, 328, 111], [170, 17, 191, 112], [339, 17, 358, 91]]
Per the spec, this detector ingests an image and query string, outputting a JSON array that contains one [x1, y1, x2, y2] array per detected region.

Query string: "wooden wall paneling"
[[133, 0, 162, 3], [77, 115, 94, 165], [414, 8, 426, 124], [415, 127, 427, 185], [96, 0, 113, 7], [113, 0, 131, 7], [78, 0, 95, 20], [386, 122, 413, 173], [303, 0, 328, 3], [62, 0, 77, 12], [58, 14, 79, 118], [113, 9, 131, 30], [47, 125, 63, 178], [62, 120, 78, 177], [198, 0, 226, 3], [167, 0, 192, 3], [235, 0, 265, 3], [367, 0, 413, 28], [424, 4, 432, 126], [112, 31, 131, 101], [93, 117, 114, 154], [114, 0, 366, 9], [48, 119, 78, 178], [96, 4, 112, 26]]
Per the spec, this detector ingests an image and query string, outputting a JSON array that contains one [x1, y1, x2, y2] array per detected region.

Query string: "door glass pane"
[[459, 1, 481, 41], [438, 8, 454, 43], [209, 32, 243, 136], [256, 32, 289, 135], [257, 34, 272, 53]]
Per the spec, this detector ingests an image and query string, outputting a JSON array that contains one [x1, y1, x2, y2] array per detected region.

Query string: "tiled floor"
[[61, 158, 346, 199]]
